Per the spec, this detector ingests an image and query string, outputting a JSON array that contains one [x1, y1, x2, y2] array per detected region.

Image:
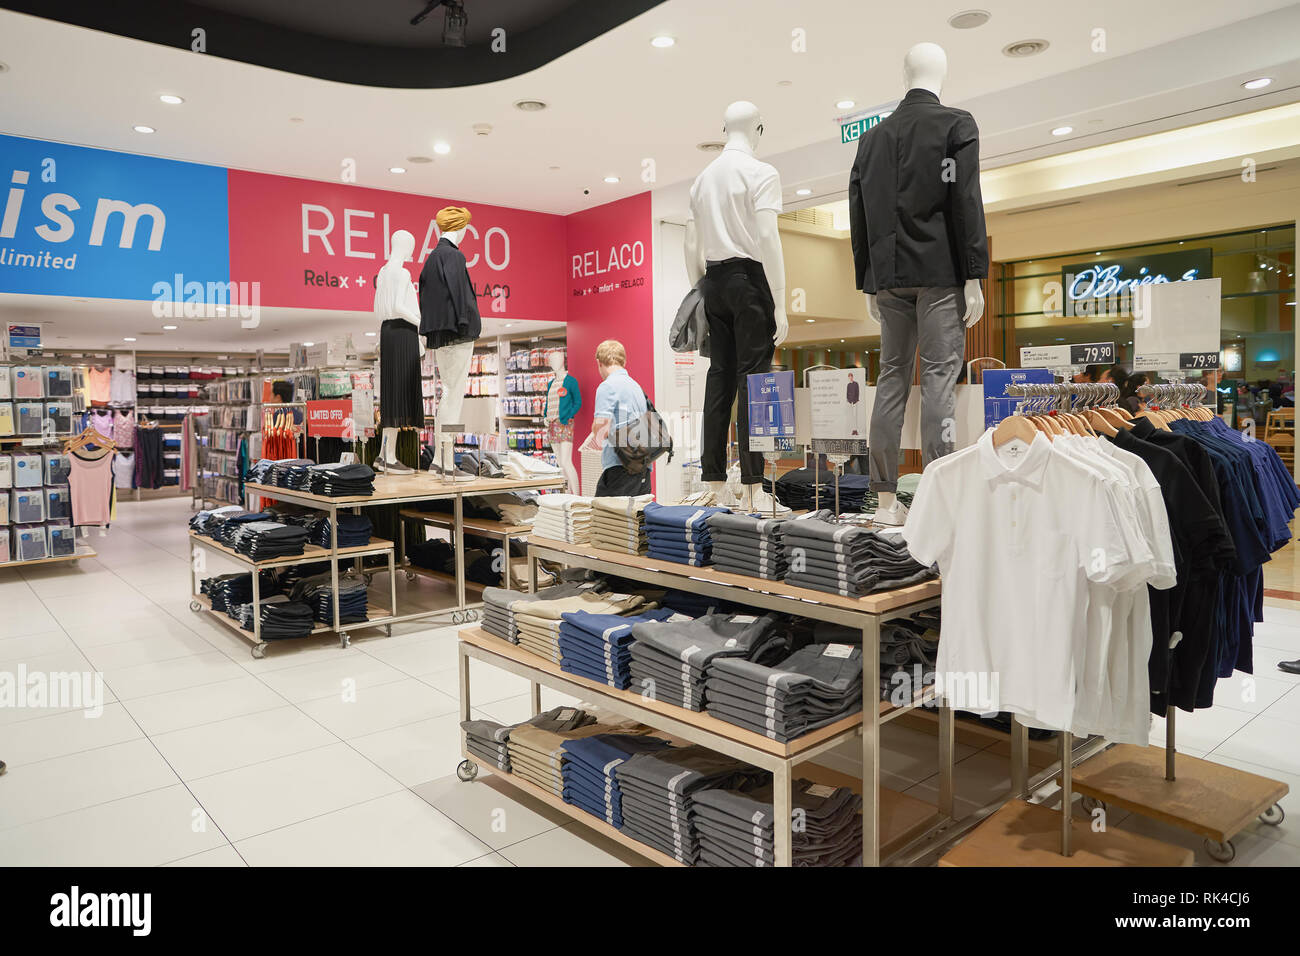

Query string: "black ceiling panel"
[[0, 0, 666, 88]]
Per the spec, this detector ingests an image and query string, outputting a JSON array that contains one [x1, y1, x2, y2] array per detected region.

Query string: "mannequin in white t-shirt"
[[372, 229, 425, 475], [685, 101, 789, 515]]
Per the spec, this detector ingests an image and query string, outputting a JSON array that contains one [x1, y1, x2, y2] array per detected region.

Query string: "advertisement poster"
[[746, 370, 795, 452], [306, 399, 354, 439], [808, 368, 868, 454]]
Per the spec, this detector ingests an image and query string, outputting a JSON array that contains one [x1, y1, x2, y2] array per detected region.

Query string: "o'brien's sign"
[[1056, 247, 1212, 317]]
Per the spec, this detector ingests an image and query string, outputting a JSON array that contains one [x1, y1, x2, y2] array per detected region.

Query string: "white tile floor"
[[0, 496, 1297, 866]]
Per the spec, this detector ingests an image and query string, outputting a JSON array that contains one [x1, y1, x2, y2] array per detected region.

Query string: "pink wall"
[[562, 192, 655, 453]]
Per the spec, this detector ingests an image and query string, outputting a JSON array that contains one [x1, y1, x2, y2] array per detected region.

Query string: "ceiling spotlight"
[[948, 9, 991, 29], [159, 94, 184, 105], [836, 99, 855, 110], [162, 325, 178, 330], [1003, 38, 1049, 57], [795, 188, 812, 196], [433, 141, 451, 155], [650, 35, 675, 48], [289, 116, 304, 123], [604, 175, 620, 184], [133, 125, 155, 134], [302, 341, 315, 347], [365, 331, 377, 337], [123, 337, 137, 342], [1242, 77, 1272, 90], [1051, 126, 1073, 136], [805, 319, 815, 323], [514, 99, 548, 112], [389, 166, 407, 174]]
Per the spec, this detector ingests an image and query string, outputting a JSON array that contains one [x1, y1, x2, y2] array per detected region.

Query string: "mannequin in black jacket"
[[848, 42, 989, 527]]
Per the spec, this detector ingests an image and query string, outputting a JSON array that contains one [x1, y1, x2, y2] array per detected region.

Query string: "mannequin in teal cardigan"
[[543, 350, 582, 492]]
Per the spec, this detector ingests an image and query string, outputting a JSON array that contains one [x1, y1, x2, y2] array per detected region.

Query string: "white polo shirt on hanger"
[[688, 142, 783, 264]]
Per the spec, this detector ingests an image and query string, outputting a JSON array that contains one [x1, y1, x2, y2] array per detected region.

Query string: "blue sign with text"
[[0, 134, 230, 300], [747, 370, 795, 452], [983, 368, 1055, 429]]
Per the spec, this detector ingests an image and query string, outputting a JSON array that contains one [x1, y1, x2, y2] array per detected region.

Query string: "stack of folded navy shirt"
[[643, 502, 729, 567], [557, 607, 677, 689], [306, 513, 373, 548], [234, 595, 317, 639], [290, 571, 369, 624], [306, 462, 376, 497], [190, 505, 243, 536], [233, 521, 310, 561], [201, 571, 278, 613], [692, 779, 863, 867], [210, 510, 272, 546], [560, 733, 675, 828], [627, 612, 790, 711], [706, 642, 864, 743], [782, 519, 936, 597], [614, 745, 767, 865], [266, 459, 314, 488]]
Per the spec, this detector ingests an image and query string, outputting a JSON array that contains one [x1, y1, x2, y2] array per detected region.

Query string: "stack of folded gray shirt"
[[480, 579, 603, 643], [613, 745, 767, 864], [460, 705, 598, 773], [878, 618, 939, 704], [782, 519, 936, 597], [705, 512, 789, 580], [705, 642, 865, 742], [626, 612, 790, 712], [692, 778, 863, 867]]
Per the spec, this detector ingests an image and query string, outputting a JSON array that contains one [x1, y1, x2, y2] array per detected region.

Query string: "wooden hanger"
[[64, 425, 117, 455], [992, 413, 1038, 448]]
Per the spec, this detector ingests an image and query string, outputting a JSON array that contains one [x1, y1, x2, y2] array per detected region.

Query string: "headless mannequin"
[[684, 101, 789, 514], [544, 351, 580, 494], [430, 225, 476, 480], [374, 229, 425, 474], [861, 43, 985, 518]]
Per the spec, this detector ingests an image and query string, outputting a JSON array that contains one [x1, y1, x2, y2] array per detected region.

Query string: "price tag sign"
[[1020, 342, 1115, 368], [1069, 342, 1116, 365], [1179, 351, 1220, 370]]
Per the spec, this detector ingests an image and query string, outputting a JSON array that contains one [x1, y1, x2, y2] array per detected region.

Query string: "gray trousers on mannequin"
[[868, 286, 965, 492]]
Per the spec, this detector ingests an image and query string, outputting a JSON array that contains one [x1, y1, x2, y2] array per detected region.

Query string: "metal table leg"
[[388, 546, 397, 632], [1011, 716, 1029, 799], [330, 503, 343, 647], [454, 493, 466, 610], [861, 615, 881, 866], [938, 704, 955, 819], [251, 565, 265, 658]]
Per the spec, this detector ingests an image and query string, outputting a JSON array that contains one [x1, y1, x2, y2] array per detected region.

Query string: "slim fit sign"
[[746, 370, 795, 452]]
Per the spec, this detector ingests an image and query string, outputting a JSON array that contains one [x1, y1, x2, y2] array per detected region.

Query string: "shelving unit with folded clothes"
[[0, 443, 92, 566], [186, 528, 396, 658], [397, 507, 535, 589], [452, 534, 952, 867]]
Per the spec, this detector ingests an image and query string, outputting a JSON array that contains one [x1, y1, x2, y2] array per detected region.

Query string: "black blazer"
[[418, 237, 482, 349], [848, 88, 989, 294]]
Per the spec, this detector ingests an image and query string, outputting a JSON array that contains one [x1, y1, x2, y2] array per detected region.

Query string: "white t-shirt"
[[372, 260, 420, 324], [688, 143, 783, 263]]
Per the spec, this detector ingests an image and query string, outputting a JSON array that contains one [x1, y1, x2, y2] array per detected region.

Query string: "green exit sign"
[[840, 111, 892, 144]]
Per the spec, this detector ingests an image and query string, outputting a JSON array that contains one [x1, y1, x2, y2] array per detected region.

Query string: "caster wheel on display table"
[[189, 600, 202, 612], [452, 611, 464, 625], [456, 759, 478, 782], [1259, 804, 1285, 826], [340, 632, 351, 649], [1204, 838, 1236, 863], [364, 573, 374, 586], [252, 644, 266, 660], [466, 609, 479, 623], [384, 624, 393, 637], [405, 570, 416, 582], [1080, 795, 1104, 815]]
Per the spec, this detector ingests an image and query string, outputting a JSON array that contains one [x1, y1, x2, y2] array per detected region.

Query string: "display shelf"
[[938, 800, 1196, 867], [188, 530, 393, 569], [399, 507, 533, 588], [191, 592, 392, 657], [246, 473, 565, 507], [403, 564, 488, 594], [0, 548, 97, 569]]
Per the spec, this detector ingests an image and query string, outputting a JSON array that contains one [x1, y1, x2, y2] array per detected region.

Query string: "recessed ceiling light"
[[433, 142, 451, 155], [1051, 126, 1073, 136], [840, 339, 845, 343], [365, 331, 377, 337], [162, 325, 178, 330], [696, 141, 725, 152], [1095, 251, 1102, 256], [1003, 38, 1049, 57], [805, 319, 815, 323], [159, 94, 184, 105], [407, 155, 433, 164], [133, 125, 155, 134], [123, 337, 137, 342], [650, 35, 675, 48], [1242, 77, 1272, 90], [389, 166, 406, 174], [777, 79, 793, 87], [514, 99, 548, 112], [302, 341, 315, 347], [505, 323, 514, 327], [836, 99, 855, 110], [603, 175, 620, 184], [949, 9, 991, 29], [795, 188, 812, 196]]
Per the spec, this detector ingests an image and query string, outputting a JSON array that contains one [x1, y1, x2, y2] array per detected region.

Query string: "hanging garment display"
[[68, 448, 115, 526]]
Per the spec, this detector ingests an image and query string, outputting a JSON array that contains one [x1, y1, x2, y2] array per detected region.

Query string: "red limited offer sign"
[[306, 400, 354, 439]]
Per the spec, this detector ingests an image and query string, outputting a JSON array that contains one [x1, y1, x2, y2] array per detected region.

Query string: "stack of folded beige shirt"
[[533, 494, 594, 544], [514, 590, 652, 663], [507, 714, 656, 797], [591, 494, 653, 555]]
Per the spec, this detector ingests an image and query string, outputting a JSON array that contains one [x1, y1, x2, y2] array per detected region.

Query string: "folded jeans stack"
[[692, 779, 862, 867], [557, 607, 677, 688], [306, 512, 373, 549], [306, 462, 376, 497], [590, 494, 654, 555], [460, 706, 597, 773], [533, 494, 594, 544], [627, 612, 788, 712], [201, 571, 277, 614], [232, 521, 310, 561], [266, 459, 315, 488], [290, 571, 369, 624], [560, 733, 676, 828], [514, 591, 654, 663], [782, 519, 936, 597], [706, 642, 865, 743], [211, 511, 273, 547], [643, 502, 730, 567], [613, 745, 767, 865], [235, 595, 317, 639]]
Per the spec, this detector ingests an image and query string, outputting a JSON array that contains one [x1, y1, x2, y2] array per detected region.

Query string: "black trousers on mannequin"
[[699, 258, 776, 486]]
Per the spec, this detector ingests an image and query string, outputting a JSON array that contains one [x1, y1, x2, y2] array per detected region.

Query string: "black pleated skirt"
[[379, 318, 422, 429]]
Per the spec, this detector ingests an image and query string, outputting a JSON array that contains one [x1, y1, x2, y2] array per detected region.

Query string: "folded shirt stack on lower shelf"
[[306, 462, 375, 497], [232, 521, 310, 561], [643, 501, 729, 567], [782, 519, 936, 598], [627, 612, 790, 712], [234, 595, 317, 639], [556, 608, 677, 688], [305, 512, 373, 549], [613, 745, 767, 865], [507, 715, 653, 799], [692, 779, 862, 867], [532, 494, 593, 544], [200, 571, 276, 613], [460, 705, 596, 773], [878, 614, 939, 704], [705, 642, 865, 743], [560, 733, 676, 828], [513, 590, 654, 663], [590, 494, 653, 555], [290, 571, 369, 624]]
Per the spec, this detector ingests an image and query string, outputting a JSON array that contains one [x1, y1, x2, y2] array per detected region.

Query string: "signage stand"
[[826, 453, 849, 519], [762, 451, 781, 519]]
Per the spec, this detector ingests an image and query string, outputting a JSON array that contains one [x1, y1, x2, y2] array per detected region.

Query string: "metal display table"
[[453, 535, 953, 867]]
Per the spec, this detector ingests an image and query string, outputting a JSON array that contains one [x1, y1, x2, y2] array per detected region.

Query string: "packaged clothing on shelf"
[[692, 779, 862, 867], [0, 402, 13, 437], [43, 366, 73, 398], [0, 528, 8, 562], [11, 488, 45, 523], [560, 733, 676, 828], [44, 486, 72, 521], [0, 455, 10, 489], [47, 521, 78, 558], [11, 367, 43, 399], [782, 519, 936, 597], [12, 524, 48, 561], [44, 402, 73, 435], [643, 501, 730, 567], [11, 452, 42, 487], [0, 491, 7, 524], [42, 452, 70, 486], [16, 402, 43, 435]]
